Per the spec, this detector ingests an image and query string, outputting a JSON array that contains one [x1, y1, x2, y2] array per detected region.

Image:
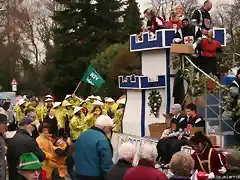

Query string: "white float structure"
[[118, 28, 226, 137]]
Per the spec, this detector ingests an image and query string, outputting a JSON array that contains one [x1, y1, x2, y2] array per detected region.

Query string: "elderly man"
[[106, 142, 135, 180], [124, 143, 167, 180], [74, 115, 114, 180]]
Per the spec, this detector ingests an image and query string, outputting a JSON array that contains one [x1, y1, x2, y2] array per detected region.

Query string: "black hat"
[[0, 108, 8, 124]]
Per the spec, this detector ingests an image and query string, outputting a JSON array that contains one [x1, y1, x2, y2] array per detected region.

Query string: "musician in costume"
[[190, 131, 227, 176], [191, 0, 212, 32], [143, 8, 166, 33], [156, 104, 188, 164], [185, 103, 205, 132]]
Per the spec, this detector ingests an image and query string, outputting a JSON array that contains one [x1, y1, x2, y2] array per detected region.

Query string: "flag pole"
[[73, 81, 82, 94]]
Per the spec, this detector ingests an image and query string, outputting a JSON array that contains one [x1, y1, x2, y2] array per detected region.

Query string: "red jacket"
[[123, 159, 168, 180], [166, 17, 182, 30], [200, 39, 222, 57], [151, 16, 166, 32], [191, 148, 227, 175]]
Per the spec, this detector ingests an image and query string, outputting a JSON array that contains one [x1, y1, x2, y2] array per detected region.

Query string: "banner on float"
[[112, 133, 157, 166]]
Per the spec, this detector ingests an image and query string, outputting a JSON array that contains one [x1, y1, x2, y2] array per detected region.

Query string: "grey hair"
[[170, 151, 194, 176], [139, 143, 158, 161]]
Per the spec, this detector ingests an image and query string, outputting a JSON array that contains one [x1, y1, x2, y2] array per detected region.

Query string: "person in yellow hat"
[[69, 106, 86, 142], [60, 100, 73, 137]]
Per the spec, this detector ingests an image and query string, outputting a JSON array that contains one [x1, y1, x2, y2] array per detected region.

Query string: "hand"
[[67, 138, 72, 146], [178, 135, 182, 140], [72, 93, 76, 98]]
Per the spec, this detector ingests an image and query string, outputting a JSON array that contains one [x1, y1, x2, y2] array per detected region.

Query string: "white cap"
[[88, 95, 96, 99], [93, 100, 104, 106], [62, 100, 72, 107], [19, 99, 26, 106], [74, 106, 83, 114], [95, 96, 102, 101], [117, 98, 126, 105], [65, 94, 72, 100], [105, 97, 114, 103], [139, 143, 158, 161], [118, 142, 136, 160], [45, 95, 53, 99], [45, 98, 53, 102], [53, 102, 61, 108], [85, 98, 90, 102], [95, 115, 114, 128]]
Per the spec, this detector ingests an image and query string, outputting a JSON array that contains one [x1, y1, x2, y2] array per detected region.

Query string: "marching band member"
[[113, 98, 126, 133], [15, 99, 26, 122], [69, 106, 86, 142], [84, 101, 103, 130], [190, 131, 227, 176]]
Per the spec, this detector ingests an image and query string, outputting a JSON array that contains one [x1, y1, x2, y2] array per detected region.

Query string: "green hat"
[[18, 152, 43, 171]]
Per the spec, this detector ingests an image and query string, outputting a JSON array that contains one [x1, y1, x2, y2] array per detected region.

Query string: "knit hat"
[[0, 108, 7, 124], [19, 117, 34, 126], [18, 152, 43, 171]]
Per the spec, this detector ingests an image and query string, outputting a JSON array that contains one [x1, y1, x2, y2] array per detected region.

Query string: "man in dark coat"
[[106, 142, 135, 180], [0, 108, 8, 180], [191, 0, 212, 31], [6, 117, 45, 180]]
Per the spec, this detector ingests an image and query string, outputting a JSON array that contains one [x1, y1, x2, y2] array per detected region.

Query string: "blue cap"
[[19, 117, 34, 126]]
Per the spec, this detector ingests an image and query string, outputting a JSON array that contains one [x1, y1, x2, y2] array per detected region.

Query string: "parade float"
[[111, 27, 235, 163]]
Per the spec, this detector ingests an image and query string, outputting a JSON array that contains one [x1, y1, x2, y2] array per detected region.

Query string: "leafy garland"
[[148, 90, 162, 118]]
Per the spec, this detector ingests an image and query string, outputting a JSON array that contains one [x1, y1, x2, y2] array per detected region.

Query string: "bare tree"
[[150, 0, 198, 19]]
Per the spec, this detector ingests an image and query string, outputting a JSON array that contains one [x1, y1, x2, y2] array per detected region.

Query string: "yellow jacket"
[[35, 104, 48, 122], [69, 97, 82, 106], [53, 107, 65, 129], [52, 142, 68, 178], [69, 114, 85, 140], [84, 114, 98, 130], [15, 106, 25, 122], [113, 108, 124, 133], [36, 135, 57, 180]]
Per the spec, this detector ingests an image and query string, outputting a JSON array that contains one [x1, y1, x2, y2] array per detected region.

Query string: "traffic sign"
[[11, 79, 18, 85]]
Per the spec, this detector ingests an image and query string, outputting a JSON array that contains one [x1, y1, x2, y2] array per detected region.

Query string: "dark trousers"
[[157, 137, 189, 164], [75, 173, 104, 180], [66, 155, 75, 180]]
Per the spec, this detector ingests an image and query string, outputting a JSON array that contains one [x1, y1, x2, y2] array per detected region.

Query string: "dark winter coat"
[[43, 115, 58, 135], [0, 134, 6, 180], [123, 159, 168, 180], [6, 129, 45, 180], [105, 159, 133, 180]]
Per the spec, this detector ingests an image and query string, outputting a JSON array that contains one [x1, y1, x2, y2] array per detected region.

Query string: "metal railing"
[[184, 55, 240, 147]]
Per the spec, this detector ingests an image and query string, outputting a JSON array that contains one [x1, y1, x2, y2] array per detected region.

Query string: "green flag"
[[81, 66, 105, 88]]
